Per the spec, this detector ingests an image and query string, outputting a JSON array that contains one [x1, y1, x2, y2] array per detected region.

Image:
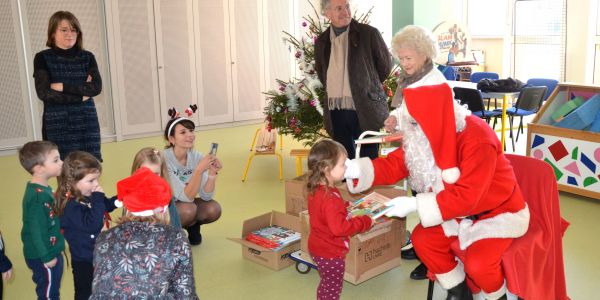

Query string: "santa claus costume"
[[346, 83, 529, 300]]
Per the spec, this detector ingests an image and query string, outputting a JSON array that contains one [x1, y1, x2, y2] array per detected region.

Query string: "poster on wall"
[[432, 21, 472, 65]]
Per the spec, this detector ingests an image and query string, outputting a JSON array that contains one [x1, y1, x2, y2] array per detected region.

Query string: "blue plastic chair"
[[470, 72, 499, 83], [441, 66, 457, 81], [526, 78, 558, 100], [495, 86, 547, 151], [470, 72, 500, 110]]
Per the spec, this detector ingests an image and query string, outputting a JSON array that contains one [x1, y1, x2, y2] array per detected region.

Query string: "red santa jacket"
[[307, 186, 372, 258], [371, 115, 529, 249]]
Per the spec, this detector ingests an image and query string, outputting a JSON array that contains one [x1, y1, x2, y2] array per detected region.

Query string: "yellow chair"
[[242, 126, 283, 181], [290, 149, 310, 176]]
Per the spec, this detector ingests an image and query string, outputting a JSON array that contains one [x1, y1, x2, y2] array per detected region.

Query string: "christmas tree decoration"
[[263, 1, 399, 146]]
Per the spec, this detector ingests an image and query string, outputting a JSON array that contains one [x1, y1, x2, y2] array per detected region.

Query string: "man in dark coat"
[[315, 0, 391, 159]]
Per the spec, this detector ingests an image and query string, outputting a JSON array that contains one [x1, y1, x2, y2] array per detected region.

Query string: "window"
[[511, 0, 566, 81], [467, 0, 507, 37]]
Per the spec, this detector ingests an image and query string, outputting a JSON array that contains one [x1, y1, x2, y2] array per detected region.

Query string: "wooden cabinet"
[[106, 0, 294, 137]]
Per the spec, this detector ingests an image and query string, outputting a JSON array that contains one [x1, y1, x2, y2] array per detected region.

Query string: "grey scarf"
[[391, 60, 434, 107]]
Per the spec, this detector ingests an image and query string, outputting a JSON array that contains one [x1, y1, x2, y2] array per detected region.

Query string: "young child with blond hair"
[[130, 147, 181, 228]]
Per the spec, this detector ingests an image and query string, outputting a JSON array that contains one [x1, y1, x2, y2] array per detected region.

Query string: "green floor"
[[0, 123, 597, 299]]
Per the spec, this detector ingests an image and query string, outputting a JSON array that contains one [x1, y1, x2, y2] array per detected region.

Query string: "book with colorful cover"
[[245, 225, 300, 251], [354, 132, 403, 144], [348, 192, 393, 220]]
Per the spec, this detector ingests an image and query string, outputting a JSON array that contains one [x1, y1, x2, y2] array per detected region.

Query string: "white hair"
[[391, 25, 439, 61]]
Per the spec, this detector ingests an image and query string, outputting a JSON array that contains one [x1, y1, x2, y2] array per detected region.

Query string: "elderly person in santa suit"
[[345, 78, 530, 299]]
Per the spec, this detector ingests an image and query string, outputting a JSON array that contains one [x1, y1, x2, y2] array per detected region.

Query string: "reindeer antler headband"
[[167, 104, 198, 136]]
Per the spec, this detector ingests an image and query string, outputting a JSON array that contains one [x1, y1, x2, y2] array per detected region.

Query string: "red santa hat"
[[116, 167, 172, 216], [403, 83, 460, 184]]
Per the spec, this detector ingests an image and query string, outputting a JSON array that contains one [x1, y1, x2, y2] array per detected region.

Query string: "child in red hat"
[[90, 168, 198, 299]]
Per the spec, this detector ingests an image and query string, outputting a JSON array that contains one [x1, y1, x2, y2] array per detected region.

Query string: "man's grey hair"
[[320, 0, 331, 15]]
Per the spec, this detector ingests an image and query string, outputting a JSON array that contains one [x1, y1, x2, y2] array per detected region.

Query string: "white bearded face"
[[398, 103, 445, 194], [398, 100, 470, 194]]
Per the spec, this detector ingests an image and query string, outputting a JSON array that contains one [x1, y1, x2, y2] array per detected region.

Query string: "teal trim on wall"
[[392, 0, 414, 34], [414, 0, 443, 29]]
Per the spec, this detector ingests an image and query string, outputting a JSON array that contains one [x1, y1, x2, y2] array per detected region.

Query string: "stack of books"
[[348, 192, 393, 220], [245, 225, 301, 251]]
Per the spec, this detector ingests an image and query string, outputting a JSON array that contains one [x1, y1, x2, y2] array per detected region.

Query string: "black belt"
[[465, 210, 491, 221]]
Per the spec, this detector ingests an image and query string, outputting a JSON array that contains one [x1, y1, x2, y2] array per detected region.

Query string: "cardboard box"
[[299, 207, 406, 285], [285, 174, 406, 216], [229, 211, 301, 271]]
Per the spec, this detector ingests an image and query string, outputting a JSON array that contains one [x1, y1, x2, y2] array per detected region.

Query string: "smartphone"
[[209, 143, 218, 155]]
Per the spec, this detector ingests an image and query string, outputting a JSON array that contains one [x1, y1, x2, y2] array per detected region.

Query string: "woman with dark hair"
[[163, 117, 222, 245], [33, 11, 103, 161]]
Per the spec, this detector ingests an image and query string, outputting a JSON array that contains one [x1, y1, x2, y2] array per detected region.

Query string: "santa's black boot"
[[446, 280, 473, 300]]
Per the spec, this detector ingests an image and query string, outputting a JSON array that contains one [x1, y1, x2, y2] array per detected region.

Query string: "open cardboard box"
[[299, 201, 406, 285], [229, 211, 301, 271], [285, 174, 406, 216]]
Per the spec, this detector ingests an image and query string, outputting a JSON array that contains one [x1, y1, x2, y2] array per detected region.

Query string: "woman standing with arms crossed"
[[164, 117, 222, 245], [34, 11, 103, 161]]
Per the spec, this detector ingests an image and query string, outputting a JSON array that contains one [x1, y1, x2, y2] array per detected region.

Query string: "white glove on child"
[[384, 196, 417, 218], [344, 159, 361, 179]]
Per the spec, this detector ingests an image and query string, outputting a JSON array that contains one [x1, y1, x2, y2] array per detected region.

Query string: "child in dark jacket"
[[306, 139, 373, 300], [55, 151, 118, 300], [0, 229, 13, 300]]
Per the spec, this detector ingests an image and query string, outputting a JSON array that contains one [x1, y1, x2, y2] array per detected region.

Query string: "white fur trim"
[[130, 205, 168, 217], [441, 167, 460, 184], [436, 261, 466, 290], [441, 219, 459, 237], [458, 205, 530, 250], [472, 292, 485, 300], [346, 157, 374, 193], [415, 192, 444, 227], [484, 281, 507, 300]]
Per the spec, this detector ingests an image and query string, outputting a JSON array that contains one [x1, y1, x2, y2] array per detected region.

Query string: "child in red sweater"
[[307, 139, 373, 300]]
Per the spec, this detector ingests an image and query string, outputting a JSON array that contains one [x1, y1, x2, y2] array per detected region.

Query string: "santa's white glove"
[[344, 159, 361, 179], [384, 196, 417, 218]]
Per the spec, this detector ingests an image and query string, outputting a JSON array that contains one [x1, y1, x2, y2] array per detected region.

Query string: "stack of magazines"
[[245, 225, 301, 250]]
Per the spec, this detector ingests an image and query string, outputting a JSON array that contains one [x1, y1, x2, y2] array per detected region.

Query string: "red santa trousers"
[[412, 222, 513, 293]]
